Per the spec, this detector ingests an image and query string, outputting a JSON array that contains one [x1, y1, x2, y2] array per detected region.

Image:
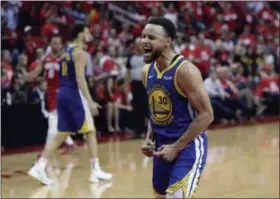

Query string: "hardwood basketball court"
[[1, 122, 279, 198]]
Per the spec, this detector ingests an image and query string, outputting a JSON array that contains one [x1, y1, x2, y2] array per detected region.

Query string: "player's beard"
[[143, 48, 163, 64]]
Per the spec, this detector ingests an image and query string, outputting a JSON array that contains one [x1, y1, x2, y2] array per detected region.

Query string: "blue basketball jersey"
[[59, 43, 81, 88], [57, 43, 95, 134], [145, 55, 196, 139]]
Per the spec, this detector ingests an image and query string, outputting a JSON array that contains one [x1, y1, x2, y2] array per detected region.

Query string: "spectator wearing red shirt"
[[193, 35, 212, 79], [239, 25, 256, 47], [202, 2, 217, 27], [41, 17, 60, 41], [132, 18, 145, 38], [256, 19, 274, 37], [255, 75, 280, 98], [100, 18, 111, 41], [212, 14, 229, 40], [88, 7, 100, 25], [222, 2, 238, 31], [181, 2, 203, 22], [23, 26, 45, 64], [257, 3, 275, 23], [95, 48, 119, 132], [112, 78, 133, 132], [255, 65, 280, 115]]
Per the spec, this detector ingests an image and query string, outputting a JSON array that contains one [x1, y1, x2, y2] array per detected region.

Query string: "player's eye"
[[148, 35, 156, 40]]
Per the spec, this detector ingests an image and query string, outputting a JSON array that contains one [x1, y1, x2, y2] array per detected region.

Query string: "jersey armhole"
[[142, 64, 151, 88], [174, 60, 188, 98]]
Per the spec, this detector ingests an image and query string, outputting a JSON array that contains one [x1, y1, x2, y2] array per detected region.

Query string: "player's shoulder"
[[141, 63, 153, 78], [176, 60, 201, 78], [141, 63, 153, 87]]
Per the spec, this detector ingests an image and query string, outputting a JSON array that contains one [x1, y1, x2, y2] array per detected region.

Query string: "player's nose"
[[141, 37, 149, 45], [141, 38, 149, 48]]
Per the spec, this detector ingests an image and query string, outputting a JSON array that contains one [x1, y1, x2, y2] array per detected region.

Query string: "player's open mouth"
[[143, 48, 152, 58]]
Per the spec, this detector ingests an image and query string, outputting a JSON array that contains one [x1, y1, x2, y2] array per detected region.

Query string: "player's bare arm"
[[141, 64, 155, 157], [23, 60, 44, 81], [173, 62, 214, 152], [73, 48, 101, 116]]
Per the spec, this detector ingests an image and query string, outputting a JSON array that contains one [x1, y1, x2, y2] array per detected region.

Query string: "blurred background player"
[[24, 36, 76, 155], [28, 24, 112, 185]]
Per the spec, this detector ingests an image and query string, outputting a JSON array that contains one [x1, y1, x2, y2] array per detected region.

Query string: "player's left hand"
[[153, 144, 179, 162]]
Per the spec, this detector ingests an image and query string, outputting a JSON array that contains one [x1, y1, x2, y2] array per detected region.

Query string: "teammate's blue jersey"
[[145, 55, 196, 139], [57, 43, 94, 134], [59, 43, 81, 89]]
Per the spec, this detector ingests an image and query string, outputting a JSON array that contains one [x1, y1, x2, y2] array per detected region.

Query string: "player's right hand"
[[89, 102, 102, 116], [141, 138, 155, 157]]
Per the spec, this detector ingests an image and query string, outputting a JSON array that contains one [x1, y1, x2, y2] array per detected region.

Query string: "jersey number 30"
[[62, 61, 68, 76]]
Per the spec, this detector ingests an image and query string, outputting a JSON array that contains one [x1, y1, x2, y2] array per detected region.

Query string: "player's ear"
[[165, 37, 172, 47]]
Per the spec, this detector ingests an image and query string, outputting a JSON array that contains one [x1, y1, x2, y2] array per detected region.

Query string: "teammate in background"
[[24, 36, 76, 154], [140, 17, 214, 198], [28, 24, 112, 185]]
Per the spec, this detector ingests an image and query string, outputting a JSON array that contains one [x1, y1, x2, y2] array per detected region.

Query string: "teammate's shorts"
[[153, 133, 208, 198], [57, 87, 95, 135]]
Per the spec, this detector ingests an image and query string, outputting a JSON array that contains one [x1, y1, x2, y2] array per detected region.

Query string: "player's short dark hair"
[[147, 17, 176, 40], [72, 23, 86, 39]]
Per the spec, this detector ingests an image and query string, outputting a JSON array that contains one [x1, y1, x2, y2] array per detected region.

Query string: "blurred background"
[[1, 1, 280, 151]]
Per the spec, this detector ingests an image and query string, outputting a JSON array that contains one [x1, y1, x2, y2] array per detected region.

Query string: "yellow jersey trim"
[[154, 55, 184, 79], [78, 118, 95, 134], [78, 129, 94, 134], [166, 168, 193, 198], [142, 63, 152, 88], [174, 60, 189, 98]]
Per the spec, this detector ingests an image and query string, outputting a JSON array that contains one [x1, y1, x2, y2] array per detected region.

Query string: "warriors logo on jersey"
[[148, 84, 174, 125]]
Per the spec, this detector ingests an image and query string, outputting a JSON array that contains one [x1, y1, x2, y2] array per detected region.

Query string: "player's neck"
[[156, 51, 176, 72]]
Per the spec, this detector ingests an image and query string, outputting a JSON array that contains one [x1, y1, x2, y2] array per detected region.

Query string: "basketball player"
[[140, 17, 214, 198], [24, 36, 75, 154], [28, 24, 112, 185]]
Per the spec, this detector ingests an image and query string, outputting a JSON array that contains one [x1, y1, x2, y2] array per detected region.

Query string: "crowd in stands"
[[1, 1, 280, 134]]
